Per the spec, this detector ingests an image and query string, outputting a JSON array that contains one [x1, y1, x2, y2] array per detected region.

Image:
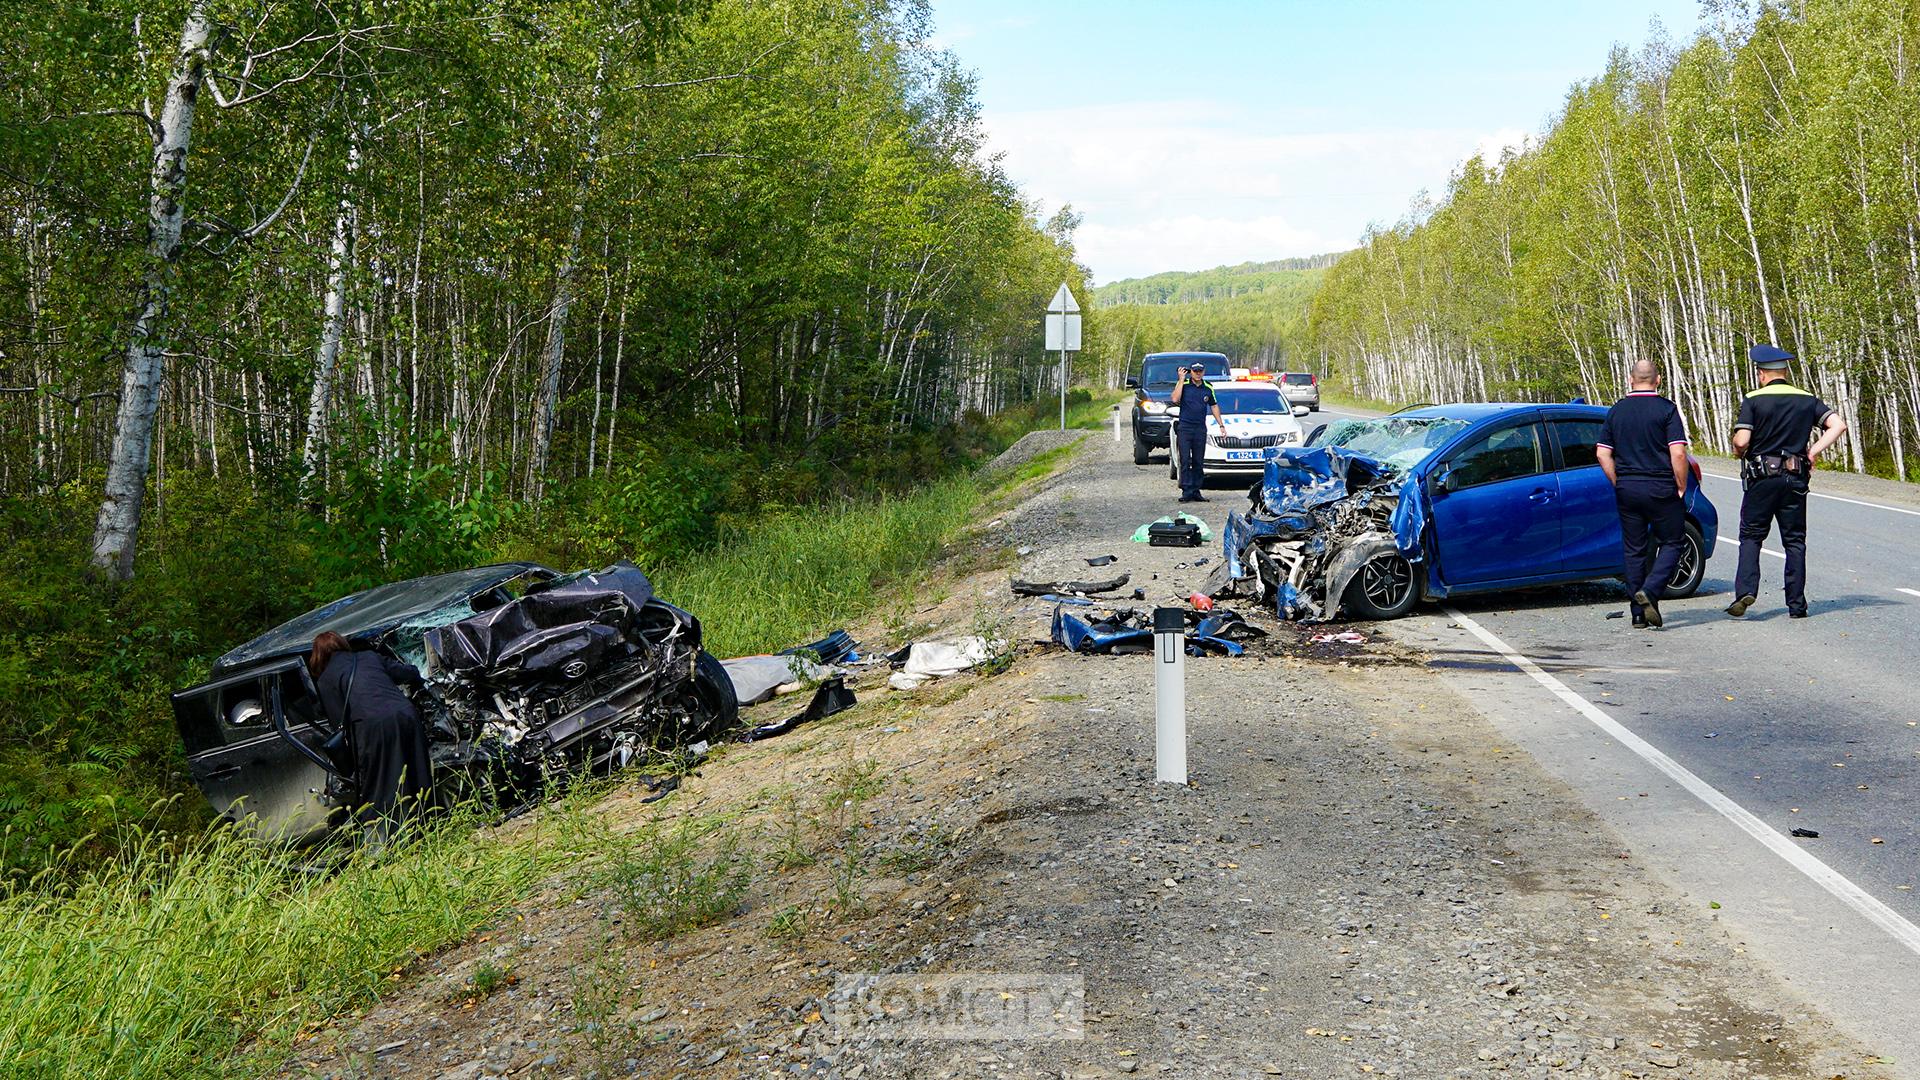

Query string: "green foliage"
[[1308, 2, 1920, 478], [1092, 262, 1335, 376], [0, 808, 556, 1079]]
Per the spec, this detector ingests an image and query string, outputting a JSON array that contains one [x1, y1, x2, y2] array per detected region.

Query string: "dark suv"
[[1127, 351, 1231, 464]]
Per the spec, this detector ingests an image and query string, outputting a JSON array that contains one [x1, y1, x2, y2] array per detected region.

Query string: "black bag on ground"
[[1147, 521, 1203, 547]]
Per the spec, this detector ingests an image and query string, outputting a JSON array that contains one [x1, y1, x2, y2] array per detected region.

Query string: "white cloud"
[[978, 101, 1534, 281]]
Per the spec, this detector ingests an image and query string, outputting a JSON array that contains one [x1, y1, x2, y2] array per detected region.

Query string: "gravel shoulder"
[[283, 424, 1893, 1080]]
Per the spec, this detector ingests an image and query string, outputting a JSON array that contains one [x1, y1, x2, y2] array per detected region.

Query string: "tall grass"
[[655, 475, 982, 657], [0, 808, 559, 1079]]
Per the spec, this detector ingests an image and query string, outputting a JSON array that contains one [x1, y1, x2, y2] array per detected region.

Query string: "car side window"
[[1447, 424, 1542, 488], [1552, 419, 1603, 470]]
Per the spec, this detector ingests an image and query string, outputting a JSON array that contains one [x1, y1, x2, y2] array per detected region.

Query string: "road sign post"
[[1044, 283, 1082, 431]]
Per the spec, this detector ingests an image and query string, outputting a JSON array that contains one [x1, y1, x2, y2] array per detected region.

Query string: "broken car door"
[[1426, 420, 1560, 587]]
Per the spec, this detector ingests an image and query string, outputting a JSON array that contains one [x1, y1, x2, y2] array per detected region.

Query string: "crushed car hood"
[[425, 561, 666, 685], [1219, 446, 1431, 621]]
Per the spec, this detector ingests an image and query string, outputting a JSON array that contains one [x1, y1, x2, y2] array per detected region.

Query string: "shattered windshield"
[[1315, 416, 1471, 469]]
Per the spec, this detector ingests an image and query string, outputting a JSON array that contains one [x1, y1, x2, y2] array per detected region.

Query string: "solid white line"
[[1715, 535, 1784, 560], [1701, 471, 1920, 518], [1898, 588, 1920, 600], [1443, 606, 1920, 960]]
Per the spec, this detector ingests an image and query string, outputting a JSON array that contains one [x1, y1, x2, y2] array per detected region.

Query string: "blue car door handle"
[[1528, 489, 1556, 503]]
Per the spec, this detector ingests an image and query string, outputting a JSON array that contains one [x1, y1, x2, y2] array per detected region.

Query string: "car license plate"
[[1225, 450, 1260, 461]]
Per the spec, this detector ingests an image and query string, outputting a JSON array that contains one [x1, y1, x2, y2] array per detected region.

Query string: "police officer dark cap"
[[1748, 343, 1794, 369]]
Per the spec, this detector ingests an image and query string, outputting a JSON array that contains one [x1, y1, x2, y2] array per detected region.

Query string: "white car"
[[1168, 383, 1309, 481]]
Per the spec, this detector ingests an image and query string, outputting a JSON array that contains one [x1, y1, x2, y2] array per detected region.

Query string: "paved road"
[[1301, 402, 1920, 1069]]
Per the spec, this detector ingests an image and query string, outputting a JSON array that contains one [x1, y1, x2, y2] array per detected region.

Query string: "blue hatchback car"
[[1224, 402, 1719, 620]]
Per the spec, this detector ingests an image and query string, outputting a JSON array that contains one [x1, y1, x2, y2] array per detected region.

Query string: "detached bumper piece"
[[1050, 605, 1265, 657]]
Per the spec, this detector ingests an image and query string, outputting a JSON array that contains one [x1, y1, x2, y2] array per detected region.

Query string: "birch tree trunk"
[[89, 0, 212, 580], [300, 128, 359, 490], [527, 52, 605, 500]]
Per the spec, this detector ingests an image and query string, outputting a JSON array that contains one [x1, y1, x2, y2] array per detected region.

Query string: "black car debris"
[[171, 561, 736, 842]]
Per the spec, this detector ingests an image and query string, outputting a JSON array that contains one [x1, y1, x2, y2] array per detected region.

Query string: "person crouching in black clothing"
[[309, 631, 433, 843]]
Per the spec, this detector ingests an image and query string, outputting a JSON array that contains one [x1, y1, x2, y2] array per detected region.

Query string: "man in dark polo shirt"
[[1596, 360, 1690, 628], [1727, 344, 1848, 619]]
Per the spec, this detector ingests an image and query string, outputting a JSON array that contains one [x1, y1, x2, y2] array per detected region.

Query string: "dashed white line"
[[1700, 472, 1920, 517], [1898, 588, 1920, 600], [1715, 535, 1784, 559], [1443, 607, 1920, 960]]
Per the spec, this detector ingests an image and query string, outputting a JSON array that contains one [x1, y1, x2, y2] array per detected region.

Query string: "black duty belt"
[[1742, 453, 1807, 485]]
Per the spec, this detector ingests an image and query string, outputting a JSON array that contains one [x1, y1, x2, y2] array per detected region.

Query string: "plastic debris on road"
[[1131, 512, 1213, 543], [888, 637, 1004, 690], [1011, 573, 1130, 597], [1310, 631, 1367, 645], [743, 677, 856, 741], [1049, 604, 1264, 657]]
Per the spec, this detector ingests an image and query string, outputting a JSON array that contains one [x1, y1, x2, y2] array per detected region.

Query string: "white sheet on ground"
[[722, 654, 832, 705], [887, 636, 1000, 690]]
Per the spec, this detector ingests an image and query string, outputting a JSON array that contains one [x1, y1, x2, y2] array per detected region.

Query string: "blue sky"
[[928, 0, 1706, 283]]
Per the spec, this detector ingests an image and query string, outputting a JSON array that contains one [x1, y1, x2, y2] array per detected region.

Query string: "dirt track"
[[286, 426, 1893, 1080]]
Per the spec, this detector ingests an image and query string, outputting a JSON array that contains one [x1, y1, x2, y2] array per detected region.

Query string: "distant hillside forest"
[[1308, 0, 1920, 479], [1090, 257, 1343, 381]]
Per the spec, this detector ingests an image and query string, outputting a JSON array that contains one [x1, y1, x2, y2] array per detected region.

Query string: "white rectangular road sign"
[[1044, 311, 1082, 351]]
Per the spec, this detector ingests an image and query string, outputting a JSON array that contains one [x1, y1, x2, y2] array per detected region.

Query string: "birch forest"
[[1308, 0, 1920, 479], [0, 0, 1092, 863]]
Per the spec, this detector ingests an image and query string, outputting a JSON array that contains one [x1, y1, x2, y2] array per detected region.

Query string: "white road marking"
[[1716, 535, 1785, 559], [1898, 588, 1920, 600], [1701, 471, 1920, 518], [1443, 607, 1920, 960]]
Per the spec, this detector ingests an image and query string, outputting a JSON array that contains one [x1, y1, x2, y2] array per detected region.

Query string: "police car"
[[1168, 382, 1309, 481]]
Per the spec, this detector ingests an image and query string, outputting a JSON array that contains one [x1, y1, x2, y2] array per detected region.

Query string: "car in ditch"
[[170, 561, 736, 842], [1167, 382, 1311, 483], [1218, 403, 1718, 621], [1127, 351, 1231, 464]]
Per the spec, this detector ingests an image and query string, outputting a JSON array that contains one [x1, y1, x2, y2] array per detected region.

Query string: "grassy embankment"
[[0, 392, 1115, 1080]]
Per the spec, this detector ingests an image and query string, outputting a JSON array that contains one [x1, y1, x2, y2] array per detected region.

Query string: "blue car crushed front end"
[[1220, 445, 1428, 621]]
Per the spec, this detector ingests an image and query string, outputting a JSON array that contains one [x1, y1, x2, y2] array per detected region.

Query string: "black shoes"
[[1632, 591, 1662, 628], [1631, 616, 1649, 629], [1726, 594, 1756, 618], [1788, 608, 1809, 619]]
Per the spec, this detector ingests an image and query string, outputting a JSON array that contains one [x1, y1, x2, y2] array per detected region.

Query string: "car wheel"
[[1658, 522, 1707, 599], [1133, 427, 1151, 465], [681, 650, 739, 743], [1344, 552, 1419, 619]]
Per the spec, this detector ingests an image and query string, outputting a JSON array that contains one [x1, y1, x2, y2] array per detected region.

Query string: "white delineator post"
[[1113, 409, 1122, 442], [1153, 607, 1187, 784]]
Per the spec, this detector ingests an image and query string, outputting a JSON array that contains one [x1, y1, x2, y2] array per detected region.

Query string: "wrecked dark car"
[[171, 561, 737, 842], [1218, 403, 1718, 621]]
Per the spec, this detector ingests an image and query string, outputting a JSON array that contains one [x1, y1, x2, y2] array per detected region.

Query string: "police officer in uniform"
[[1727, 344, 1849, 619], [1596, 360, 1691, 628], [1169, 364, 1227, 502]]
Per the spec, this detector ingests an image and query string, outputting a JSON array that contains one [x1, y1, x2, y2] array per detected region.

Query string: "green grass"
[[653, 475, 982, 657], [0, 807, 561, 1079]]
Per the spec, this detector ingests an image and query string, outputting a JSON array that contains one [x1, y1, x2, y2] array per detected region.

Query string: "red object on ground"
[[1188, 592, 1213, 611]]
